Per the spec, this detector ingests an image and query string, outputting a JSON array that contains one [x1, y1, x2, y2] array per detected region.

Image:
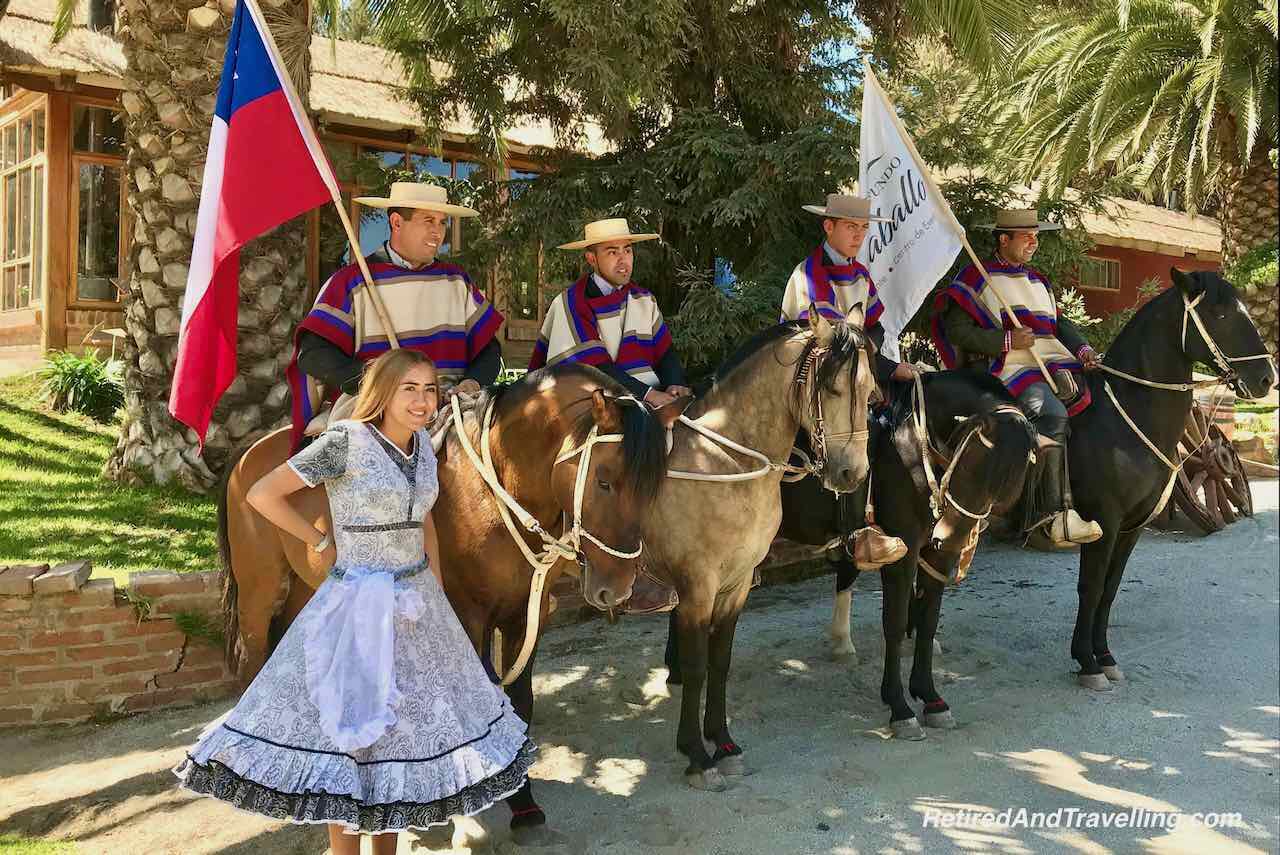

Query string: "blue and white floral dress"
[[175, 419, 536, 833]]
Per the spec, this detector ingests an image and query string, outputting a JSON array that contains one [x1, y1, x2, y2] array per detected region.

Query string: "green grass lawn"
[[0, 834, 78, 854], [0, 373, 217, 586]]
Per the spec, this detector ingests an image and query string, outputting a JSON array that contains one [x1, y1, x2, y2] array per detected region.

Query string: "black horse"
[[665, 370, 1041, 737], [1064, 268, 1276, 688]]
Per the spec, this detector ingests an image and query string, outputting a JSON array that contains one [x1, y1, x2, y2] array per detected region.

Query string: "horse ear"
[[846, 302, 865, 330], [808, 305, 835, 346], [590, 389, 624, 433], [652, 394, 694, 430], [1170, 267, 1202, 296]]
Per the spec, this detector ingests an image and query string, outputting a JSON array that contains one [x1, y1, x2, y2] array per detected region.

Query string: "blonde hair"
[[349, 349, 437, 423]]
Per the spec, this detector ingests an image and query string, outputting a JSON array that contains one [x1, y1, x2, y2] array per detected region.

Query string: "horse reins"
[[1099, 290, 1275, 532], [665, 335, 871, 485], [447, 396, 641, 685]]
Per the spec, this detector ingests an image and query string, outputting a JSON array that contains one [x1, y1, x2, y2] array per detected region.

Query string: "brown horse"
[[644, 311, 877, 790], [218, 363, 673, 838]]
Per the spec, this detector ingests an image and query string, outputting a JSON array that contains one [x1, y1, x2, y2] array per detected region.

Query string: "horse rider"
[[530, 217, 692, 408], [780, 192, 911, 572], [530, 216, 686, 613], [929, 208, 1103, 547], [286, 182, 503, 451]]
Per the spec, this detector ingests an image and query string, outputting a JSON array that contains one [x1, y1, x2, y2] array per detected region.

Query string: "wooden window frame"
[[0, 91, 49, 314], [1079, 255, 1122, 292], [67, 96, 127, 310]]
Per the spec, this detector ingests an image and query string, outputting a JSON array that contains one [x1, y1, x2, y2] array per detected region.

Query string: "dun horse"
[[1060, 269, 1275, 688], [218, 363, 673, 838], [643, 311, 878, 790]]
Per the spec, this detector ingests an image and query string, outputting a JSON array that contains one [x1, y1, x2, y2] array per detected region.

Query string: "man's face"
[[823, 217, 870, 260], [585, 239, 634, 287], [390, 209, 449, 266], [999, 230, 1039, 264]]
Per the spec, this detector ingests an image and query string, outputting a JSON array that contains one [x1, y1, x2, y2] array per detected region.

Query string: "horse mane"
[[482, 363, 668, 504], [946, 408, 1036, 508], [710, 319, 871, 423]]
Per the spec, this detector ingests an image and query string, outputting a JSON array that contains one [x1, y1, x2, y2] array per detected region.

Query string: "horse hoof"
[[923, 709, 955, 729], [686, 767, 728, 791], [830, 640, 857, 661], [890, 717, 927, 741], [1078, 672, 1112, 691], [1102, 665, 1125, 683], [716, 754, 754, 777], [510, 824, 568, 848]]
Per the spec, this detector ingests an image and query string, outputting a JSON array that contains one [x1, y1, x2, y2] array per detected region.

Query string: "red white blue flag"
[[169, 0, 339, 442]]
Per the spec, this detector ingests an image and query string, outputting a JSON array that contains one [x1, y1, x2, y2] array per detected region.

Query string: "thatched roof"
[[309, 37, 609, 155], [0, 0, 125, 86]]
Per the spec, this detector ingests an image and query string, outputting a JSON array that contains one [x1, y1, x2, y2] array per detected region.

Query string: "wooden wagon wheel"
[[1168, 402, 1253, 535]]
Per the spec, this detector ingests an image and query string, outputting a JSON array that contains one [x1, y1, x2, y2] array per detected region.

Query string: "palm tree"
[[53, 0, 314, 489], [992, 0, 1279, 348]]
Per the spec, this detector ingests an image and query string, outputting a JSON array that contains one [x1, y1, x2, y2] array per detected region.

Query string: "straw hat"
[[975, 209, 1062, 231], [802, 193, 892, 223], [557, 218, 660, 251], [354, 182, 479, 218]]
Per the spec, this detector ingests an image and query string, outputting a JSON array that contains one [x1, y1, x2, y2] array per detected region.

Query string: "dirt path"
[[2, 482, 1277, 855]]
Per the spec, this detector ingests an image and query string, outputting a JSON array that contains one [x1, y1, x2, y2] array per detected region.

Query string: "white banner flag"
[[856, 62, 966, 362]]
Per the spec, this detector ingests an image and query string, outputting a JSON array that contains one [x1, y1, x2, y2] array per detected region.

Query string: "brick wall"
[[0, 540, 828, 729], [0, 562, 236, 727]]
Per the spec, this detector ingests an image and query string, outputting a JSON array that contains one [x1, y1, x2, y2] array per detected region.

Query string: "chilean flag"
[[169, 0, 339, 443]]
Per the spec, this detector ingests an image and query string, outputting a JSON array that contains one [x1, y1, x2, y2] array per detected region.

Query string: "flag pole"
[[862, 62, 1057, 391], [243, 0, 400, 349]]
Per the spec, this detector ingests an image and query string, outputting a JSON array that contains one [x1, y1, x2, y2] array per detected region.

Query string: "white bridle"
[[1099, 289, 1276, 531], [448, 396, 641, 685]]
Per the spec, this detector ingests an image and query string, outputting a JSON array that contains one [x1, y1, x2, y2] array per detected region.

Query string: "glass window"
[[4, 173, 15, 260], [33, 108, 45, 154], [321, 139, 356, 183], [364, 147, 405, 170], [409, 153, 450, 178], [2, 268, 13, 311], [1080, 257, 1120, 291], [32, 164, 43, 299], [2, 125, 14, 169], [18, 117, 32, 162], [359, 208, 391, 257], [453, 160, 481, 182], [17, 263, 29, 309], [76, 162, 122, 301], [18, 167, 30, 258], [72, 105, 125, 155]]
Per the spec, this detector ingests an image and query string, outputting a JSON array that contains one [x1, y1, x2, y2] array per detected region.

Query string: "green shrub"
[[1225, 244, 1278, 297], [669, 268, 785, 386], [38, 350, 124, 422]]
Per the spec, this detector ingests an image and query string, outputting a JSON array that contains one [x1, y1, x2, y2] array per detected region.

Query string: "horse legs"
[[229, 536, 290, 686], [672, 593, 723, 790], [499, 629, 548, 837], [703, 586, 750, 777], [1092, 529, 1142, 683], [1073, 531, 1118, 691], [828, 560, 859, 660], [664, 608, 682, 685], [879, 553, 924, 739], [907, 574, 952, 728]]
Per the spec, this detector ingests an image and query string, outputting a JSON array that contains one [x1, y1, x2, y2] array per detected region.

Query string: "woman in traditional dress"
[[175, 349, 536, 855]]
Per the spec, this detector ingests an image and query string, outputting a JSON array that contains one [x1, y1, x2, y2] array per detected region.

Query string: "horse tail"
[[217, 443, 251, 674]]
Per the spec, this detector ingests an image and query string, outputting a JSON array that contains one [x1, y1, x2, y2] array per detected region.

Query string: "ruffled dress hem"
[[173, 739, 537, 834]]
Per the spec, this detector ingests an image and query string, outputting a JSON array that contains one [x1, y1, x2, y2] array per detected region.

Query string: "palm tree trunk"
[[105, 0, 313, 490], [1221, 149, 1278, 355]]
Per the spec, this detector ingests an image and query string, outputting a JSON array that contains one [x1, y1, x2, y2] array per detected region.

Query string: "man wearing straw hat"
[[780, 192, 912, 572], [286, 182, 504, 451], [529, 216, 684, 614], [930, 208, 1103, 547], [529, 218, 691, 408]]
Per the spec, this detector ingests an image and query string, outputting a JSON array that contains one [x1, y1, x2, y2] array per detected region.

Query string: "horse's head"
[[551, 383, 678, 612], [798, 306, 876, 493], [926, 404, 1040, 557], [1172, 268, 1277, 400]]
